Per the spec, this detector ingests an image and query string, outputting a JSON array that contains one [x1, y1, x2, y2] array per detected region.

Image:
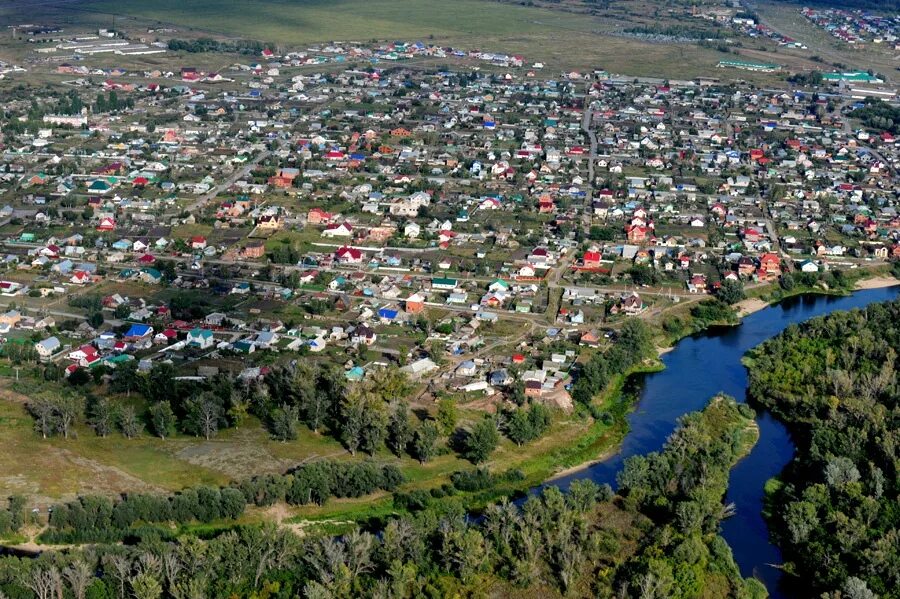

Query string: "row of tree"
[[44, 461, 404, 544]]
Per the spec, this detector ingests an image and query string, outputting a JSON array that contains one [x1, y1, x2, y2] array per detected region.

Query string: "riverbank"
[[553, 273, 899, 486], [854, 275, 900, 290], [731, 270, 899, 320]]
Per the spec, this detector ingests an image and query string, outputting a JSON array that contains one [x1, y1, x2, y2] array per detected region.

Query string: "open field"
[[0, 0, 786, 79]]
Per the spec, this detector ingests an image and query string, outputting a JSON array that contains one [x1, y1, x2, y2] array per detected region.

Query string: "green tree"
[[387, 401, 413, 456], [148, 401, 176, 439], [412, 421, 439, 464], [271, 404, 300, 441], [119, 405, 142, 439], [717, 279, 745, 305], [463, 417, 500, 464], [436, 398, 457, 435]]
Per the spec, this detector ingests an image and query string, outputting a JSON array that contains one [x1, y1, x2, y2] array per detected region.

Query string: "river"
[[541, 286, 900, 599]]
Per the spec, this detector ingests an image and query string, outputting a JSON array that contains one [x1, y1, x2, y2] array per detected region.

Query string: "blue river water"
[[540, 286, 900, 598]]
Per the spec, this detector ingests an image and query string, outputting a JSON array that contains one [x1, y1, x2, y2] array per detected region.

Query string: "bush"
[[451, 468, 494, 492], [393, 489, 432, 512]]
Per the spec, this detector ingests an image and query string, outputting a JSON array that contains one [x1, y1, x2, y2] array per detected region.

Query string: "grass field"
[[5, 0, 758, 77], [70, 0, 599, 43]]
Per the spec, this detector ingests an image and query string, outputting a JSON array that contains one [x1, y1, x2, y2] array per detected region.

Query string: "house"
[[401, 357, 439, 379], [351, 325, 376, 346], [241, 241, 266, 259], [798, 259, 819, 273], [186, 328, 215, 349], [405, 292, 425, 313], [522, 369, 547, 398], [307, 208, 334, 225], [404, 222, 421, 238], [70, 271, 92, 285], [759, 253, 781, 275], [96, 217, 116, 231], [255, 331, 279, 349], [582, 251, 602, 269], [35, 336, 61, 358], [456, 360, 477, 377], [257, 214, 282, 230], [205, 312, 227, 326], [322, 222, 353, 238], [124, 323, 153, 340], [335, 246, 363, 264], [621, 292, 644, 315], [431, 277, 458, 291], [233, 340, 256, 353], [68, 344, 98, 364], [489, 369, 512, 386], [378, 308, 399, 323], [579, 331, 600, 347], [190, 236, 207, 250], [0, 310, 22, 328]]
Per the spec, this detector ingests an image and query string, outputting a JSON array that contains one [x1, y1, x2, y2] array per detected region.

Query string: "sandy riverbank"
[[734, 298, 769, 318], [854, 276, 900, 290], [547, 447, 619, 482]]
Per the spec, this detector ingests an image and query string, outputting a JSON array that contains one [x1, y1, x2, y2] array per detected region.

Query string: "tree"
[[779, 273, 795, 291], [717, 279, 745, 305], [186, 393, 222, 440], [149, 402, 176, 439], [463, 418, 500, 464], [436, 398, 457, 435], [68, 368, 92, 387], [144, 362, 178, 405], [303, 390, 331, 434], [130, 572, 163, 599], [55, 395, 82, 439], [110, 359, 141, 396], [87, 395, 116, 437], [340, 390, 366, 455], [784, 501, 819, 544], [63, 560, 93, 599], [28, 398, 57, 439], [271, 404, 300, 441], [119, 405, 142, 439], [504, 403, 551, 446], [412, 421, 439, 464], [387, 401, 413, 456]]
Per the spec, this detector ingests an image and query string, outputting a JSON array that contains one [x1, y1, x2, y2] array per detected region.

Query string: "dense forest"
[[0, 396, 764, 599], [746, 299, 900, 599]]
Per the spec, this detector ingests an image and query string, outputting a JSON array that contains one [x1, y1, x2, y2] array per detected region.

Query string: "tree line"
[[746, 299, 900, 599], [42, 460, 403, 544], [167, 37, 268, 56]]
